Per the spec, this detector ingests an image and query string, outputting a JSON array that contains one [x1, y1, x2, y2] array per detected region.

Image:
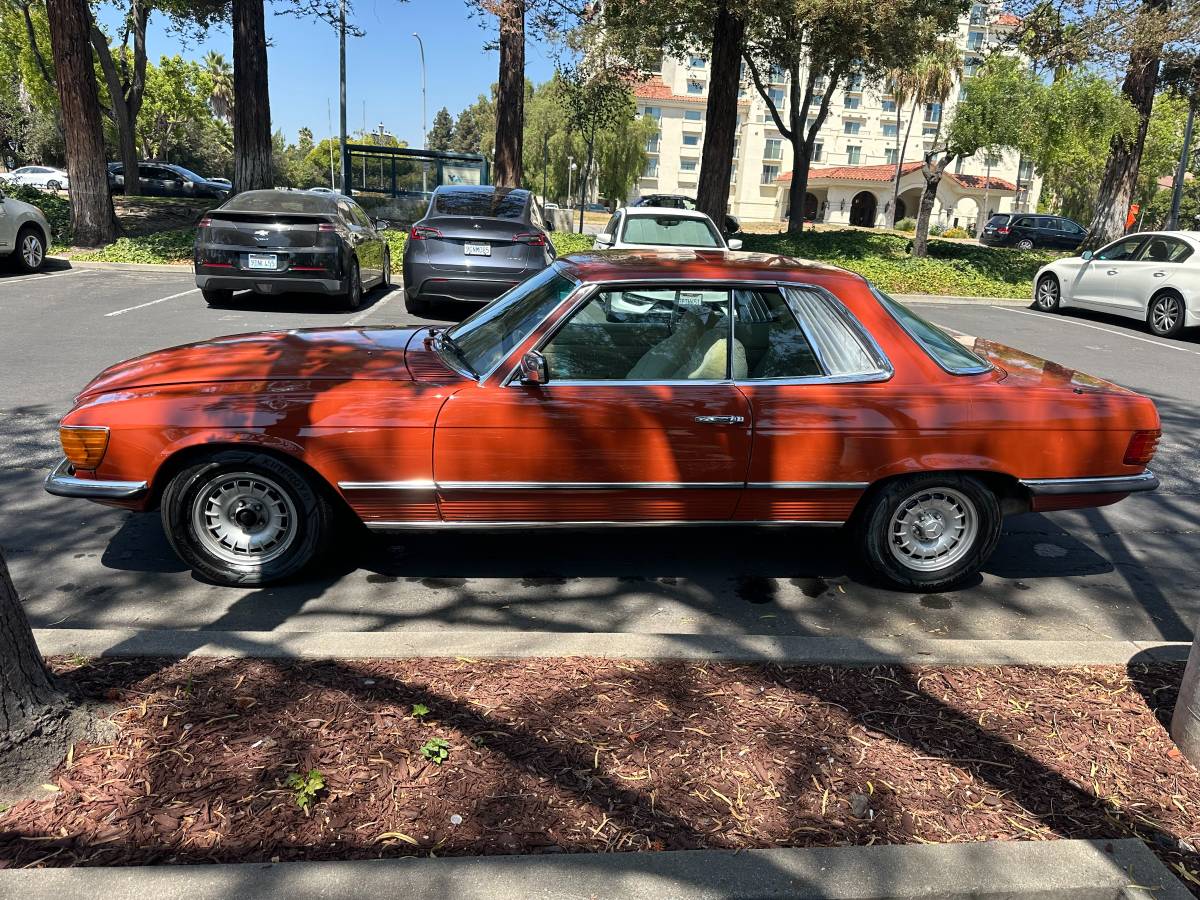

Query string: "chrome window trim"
[[493, 281, 600, 387], [339, 480, 437, 491], [746, 481, 868, 489], [870, 285, 993, 376], [1020, 471, 1158, 496], [365, 519, 847, 531], [778, 284, 894, 382]]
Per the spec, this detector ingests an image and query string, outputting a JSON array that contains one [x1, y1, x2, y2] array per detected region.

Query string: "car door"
[[338, 199, 377, 282], [1117, 235, 1195, 316], [432, 282, 753, 523], [1008, 215, 1037, 247], [1071, 235, 1149, 310], [0, 195, 13, 253], [732, 284, 894, 524]]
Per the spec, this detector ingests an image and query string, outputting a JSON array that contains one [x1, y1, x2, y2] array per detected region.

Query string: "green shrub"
[[941, 226, 971, 239], [929, 223, 944, 236], [74, 227, 196, 264], [893, 217, 916, 233], [550, 231, 593, 256], [3, 183, 72, 244]]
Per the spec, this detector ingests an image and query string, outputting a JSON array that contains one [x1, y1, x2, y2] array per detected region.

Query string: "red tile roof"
[[949, 172, 1017, 191], [995, 12, 1022, 26], [777, 162, 1015, 192], [632, 78, 708, 105]]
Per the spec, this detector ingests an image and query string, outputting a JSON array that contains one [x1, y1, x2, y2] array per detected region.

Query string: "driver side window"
[[543, 287, 738, 381], [1095, 236, 1145, 261]]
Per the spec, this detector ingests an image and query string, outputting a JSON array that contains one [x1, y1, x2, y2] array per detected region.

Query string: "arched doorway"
[[803, 192, 818, 221], [894, 197, 907, 222], [850, 191, 877, 227]]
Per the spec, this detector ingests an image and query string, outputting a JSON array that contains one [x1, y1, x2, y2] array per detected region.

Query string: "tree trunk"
[[493, 0, 525, 188], [232, 0, 273, 192], [695, 0, 744, 225], [46, 0, 119, 246], [0, 549, 69, 765], [90, 23, 142, 197], [1080, 0, 1165, 251], [912, 154, 952, 258], [888, 103, 909, 228], [786, 149, 810, 235]]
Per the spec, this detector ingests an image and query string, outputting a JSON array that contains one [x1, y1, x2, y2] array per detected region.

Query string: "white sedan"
[[594, 207, 742, 251], [1033, 231, 1200, 338], [1, 166, 70, 192]]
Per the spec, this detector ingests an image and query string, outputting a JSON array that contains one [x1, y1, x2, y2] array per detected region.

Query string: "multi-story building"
[[631, 3, 1040, 232]]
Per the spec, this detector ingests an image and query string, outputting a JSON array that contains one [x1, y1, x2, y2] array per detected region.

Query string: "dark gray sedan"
[[193, 189, 390, 311], [402, 185, 555, 315]]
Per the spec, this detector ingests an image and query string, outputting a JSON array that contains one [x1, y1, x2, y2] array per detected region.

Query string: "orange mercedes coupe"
[[46, 251, 1160, 591]]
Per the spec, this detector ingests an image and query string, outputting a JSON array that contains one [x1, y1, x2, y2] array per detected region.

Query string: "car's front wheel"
[[46, 179, 61, 192], [13, 226, 46, 273], [1016, 238, 1035, 250], [1147, 291, 1186, 338], [855, 473, 1002, 592], [1034, 273, 1060, 312], [380, 249, 391, 289], [161, 450, 334, 586]]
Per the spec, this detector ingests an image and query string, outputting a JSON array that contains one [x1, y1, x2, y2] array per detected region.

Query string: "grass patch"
[[739, 229, 1059, 298]]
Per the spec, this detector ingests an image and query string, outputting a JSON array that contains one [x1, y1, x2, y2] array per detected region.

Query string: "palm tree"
[[203, 51, 234, 125]]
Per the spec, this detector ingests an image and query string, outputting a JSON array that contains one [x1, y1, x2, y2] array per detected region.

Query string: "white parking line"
[[0, 268, 84, 287], [345, 286, 401, 326], [995, 306, 1200, 357], [104, 287, 201, 318]]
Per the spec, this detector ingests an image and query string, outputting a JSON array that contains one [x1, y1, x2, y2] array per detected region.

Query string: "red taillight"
[[318, 223, 337, 233], [515, 231, 547, 247], [996, 226, 1010, 235], [291, 265, 327, 272], [199, 217, 213, 228], [1123, 429, 1160, 466], [204, 261, 233, 268], [410, 224, 441, 240]]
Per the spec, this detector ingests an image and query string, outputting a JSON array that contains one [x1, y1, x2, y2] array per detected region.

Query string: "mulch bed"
[[0, 658, 1197, 891]]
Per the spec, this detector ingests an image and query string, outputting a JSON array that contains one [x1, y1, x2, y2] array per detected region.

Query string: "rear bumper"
[[403, 259, 527, 304], [45, 458, 148, 501], [195, 271, 346, 295], [1020, 471, 1158, 496]]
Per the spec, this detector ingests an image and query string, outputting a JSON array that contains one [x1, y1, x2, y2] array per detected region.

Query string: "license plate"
[[464, 242, 491, 257], [247, 253, 277, 270]]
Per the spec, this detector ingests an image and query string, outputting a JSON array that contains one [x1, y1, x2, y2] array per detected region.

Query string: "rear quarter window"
[[872, 287, 992, 375]]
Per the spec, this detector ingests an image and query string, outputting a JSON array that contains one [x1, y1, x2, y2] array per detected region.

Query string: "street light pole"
[[411, 33, 427, 152], [338, 0, 349, 196], [1167, 101, 1196, 232], [567, 155, 575, 213]]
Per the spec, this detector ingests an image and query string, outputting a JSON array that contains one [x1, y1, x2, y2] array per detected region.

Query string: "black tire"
[[202, 288, 234, 306], [854, 473, 1002, 592], [342, 258, 363, 311], [380, 249, 391, 289], [46, 179, 61, 192], [160, 450, 334, 586], [404, 290, 430, 315], [1033, 273, 1060, 312], [13, 225, 46, 273], [1147, 291, 1186, 338], [1016, 238, 1034, 251]]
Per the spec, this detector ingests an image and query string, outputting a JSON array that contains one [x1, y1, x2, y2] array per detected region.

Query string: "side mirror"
[[1081, 250, 1093, 261], [519, 350, 549, 386], [595, 232, 613, 247], [376, 219, 391, 231], [727, 238, 743, 250]]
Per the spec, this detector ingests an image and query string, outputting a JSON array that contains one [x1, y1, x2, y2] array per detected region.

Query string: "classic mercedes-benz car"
[[46, 251, 1160, 591]]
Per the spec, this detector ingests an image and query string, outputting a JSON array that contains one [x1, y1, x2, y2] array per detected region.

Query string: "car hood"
[[78, 327, 426, 397]]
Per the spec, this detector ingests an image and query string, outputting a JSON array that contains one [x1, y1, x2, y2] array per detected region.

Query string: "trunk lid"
[[200, 211, 336, 250], [412, 216, 541, 275]]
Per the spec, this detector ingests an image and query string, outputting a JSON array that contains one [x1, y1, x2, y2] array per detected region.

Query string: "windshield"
[[171, 165, 206, 182], [444, 266, 577, 377], [622, 215, 722, 247]]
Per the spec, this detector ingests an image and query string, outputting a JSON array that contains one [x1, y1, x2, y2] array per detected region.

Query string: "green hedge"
[[2, 184, 73, 244], [739, 229, 1057, 298]]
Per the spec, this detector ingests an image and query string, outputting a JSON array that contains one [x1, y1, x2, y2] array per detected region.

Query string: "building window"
[[924, 102, 942, 122], [970, 2, 986, 24], [646, 133, 660, 153], [687, 80, 704, 95], [881, 98, 897, 113], [761, 164, 780, 184], [767, 87, 785, 107], [985, 152, 1001, 167], [690, 55, 707, 69], [882, 122, 898, 138], [641, 106, 661, 120], [843, 121, 861, 135], [844, 95, 860, 110], [730, 162, 738, 182], [646, 53, 663, 75], [965, 56, 981, 77], [845, 73, 863, 92], [683, 133, 701, 147], [922, 125, 939, 136], [884, 148, 898, 165], [642, 157, 658, 177], [769, 64, 787, 83], [1018, 159, 1034, 183], [967, 30, 984, 50], [812, 143, 823, 162], [846, 145, 861, 164], [954, 156, 964, 174], [764, 138, 782, 160], [959, 85, 969, 102], [680, 158, 698, 172], [684, 109, 703, 121]]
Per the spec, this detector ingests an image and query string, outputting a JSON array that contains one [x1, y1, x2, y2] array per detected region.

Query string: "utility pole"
[[338, 0, 349, 196], [1166, 101, 1196, 232]]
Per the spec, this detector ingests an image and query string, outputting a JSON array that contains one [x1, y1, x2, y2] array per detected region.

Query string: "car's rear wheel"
[[161, 450, 334, 586], [1147, 291, 1185, 338], [46, 179, 61, 192], [855, 473, 1001, 592], [343, 258, 363, 311], [1034, 273, 1060, 312], [404, 289, 430, 315], [381, 249, 391, 289], [14, 226, 46, 273], [202, 288, 234, 306], [1016, 238, 1034, 250]]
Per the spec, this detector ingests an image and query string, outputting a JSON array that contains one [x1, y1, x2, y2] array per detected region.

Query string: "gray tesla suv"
[[402, 185, 555, 315]]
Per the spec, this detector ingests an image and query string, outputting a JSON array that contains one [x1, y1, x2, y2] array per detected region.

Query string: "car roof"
[[622, 206, 713, 220], [554, 249, 855, 286]]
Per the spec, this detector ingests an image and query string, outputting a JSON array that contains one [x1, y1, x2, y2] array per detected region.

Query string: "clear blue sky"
[[98, 0, 558, 147]]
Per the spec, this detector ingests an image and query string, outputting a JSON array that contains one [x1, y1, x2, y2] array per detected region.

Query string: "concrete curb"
[[32, 628, 1190, 666], [894, 293, 1030, 305], [56, 259, 191, 272], [0, 840, 1188, 899]]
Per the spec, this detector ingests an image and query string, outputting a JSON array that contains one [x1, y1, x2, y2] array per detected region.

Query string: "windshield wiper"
[[433, 329, 478, 378]]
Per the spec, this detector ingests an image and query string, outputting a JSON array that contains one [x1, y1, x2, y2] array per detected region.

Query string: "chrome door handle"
[[695, 415, 745, 425], [1106, 269, 1119, 275], [1153, 271, 1167, 277]]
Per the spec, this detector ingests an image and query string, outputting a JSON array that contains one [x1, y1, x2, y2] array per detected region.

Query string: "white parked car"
[[1033, 231, 1200, 338], [2, 165, 70, 192], [0, 186, 52, 272], [594, 207, 743, 251]]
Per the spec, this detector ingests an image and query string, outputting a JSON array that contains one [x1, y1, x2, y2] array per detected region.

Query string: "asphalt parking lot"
[[1, 261, 1197, 644]]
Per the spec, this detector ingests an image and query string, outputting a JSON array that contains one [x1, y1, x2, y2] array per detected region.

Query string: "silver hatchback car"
[[402, 185, 555, 315]]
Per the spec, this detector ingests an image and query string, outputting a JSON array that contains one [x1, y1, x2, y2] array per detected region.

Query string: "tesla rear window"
[[434, 189, 527, 219], [223, 192, 336, 214]]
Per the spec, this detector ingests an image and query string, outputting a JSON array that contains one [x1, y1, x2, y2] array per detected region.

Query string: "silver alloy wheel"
[[21, 233, 44, 269], [1017, 238, 1034, 250], [887, 486, 979, 573], [1035, 276, 1058, 310], [191, 471, 299, 567], [1151, 295, 1181, 334]]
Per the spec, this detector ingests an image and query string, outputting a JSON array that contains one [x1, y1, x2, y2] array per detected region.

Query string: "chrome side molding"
[[1020, 471, 1159, 496]]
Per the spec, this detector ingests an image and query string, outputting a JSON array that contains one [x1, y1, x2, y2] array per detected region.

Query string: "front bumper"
[[44, 458, 148, 501], [1020, 470, 1158, 496]]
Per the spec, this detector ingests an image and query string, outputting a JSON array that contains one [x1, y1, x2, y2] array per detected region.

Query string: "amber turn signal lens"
[[60, 426, 109, 470], [1123, 429, 1160, 466]]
